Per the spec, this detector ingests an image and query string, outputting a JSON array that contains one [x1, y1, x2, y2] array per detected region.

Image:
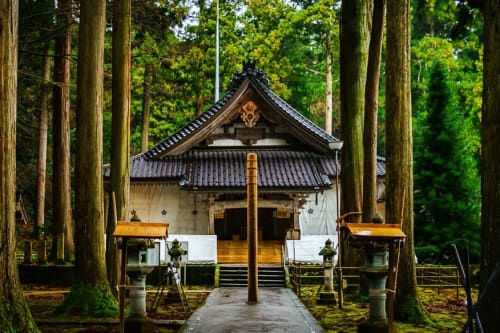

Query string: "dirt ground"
[[25, 284, 473, 333], [24, 284, 211, 333]]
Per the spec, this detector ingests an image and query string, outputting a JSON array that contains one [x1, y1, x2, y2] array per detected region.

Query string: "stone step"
[[219, 265, 286, 287]]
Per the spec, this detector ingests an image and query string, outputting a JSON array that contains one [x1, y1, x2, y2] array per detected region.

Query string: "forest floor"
[[25, 284, 472, 332]]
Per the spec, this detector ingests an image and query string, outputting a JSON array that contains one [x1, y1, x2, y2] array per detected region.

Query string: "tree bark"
[[52, 0, 74, 262], [480, 1, 500, 331], [109, 0, 131, 297], [0, 1, 39, 331], [386, 0, 427, 322], [36, 42, 51, 239], [75, 0, 108, 286], [340, 0, 371, 267], [363, 0, 385, 223], [59, 0, 117, 316], [141, 62, 152, 152], [340, 0, 370, 218]]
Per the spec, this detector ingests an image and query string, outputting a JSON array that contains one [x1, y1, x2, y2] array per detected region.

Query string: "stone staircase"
[[219, 265, 286, 288]]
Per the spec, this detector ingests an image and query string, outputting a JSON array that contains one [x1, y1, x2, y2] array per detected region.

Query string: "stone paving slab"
[[180, 287, 323, 333]]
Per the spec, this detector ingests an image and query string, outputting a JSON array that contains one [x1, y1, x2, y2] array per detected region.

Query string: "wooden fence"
[[289, 262, 468, 298]]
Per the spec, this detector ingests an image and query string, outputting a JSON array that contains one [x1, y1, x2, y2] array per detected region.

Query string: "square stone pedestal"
[[316, 291, 337, 305]]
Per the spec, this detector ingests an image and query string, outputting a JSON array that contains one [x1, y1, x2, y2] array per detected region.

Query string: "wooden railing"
[[289, 263, 468, 298]]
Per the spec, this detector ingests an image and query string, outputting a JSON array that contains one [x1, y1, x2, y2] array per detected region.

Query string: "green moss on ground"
[[299, 286, 473, 333], [55, 282, 118, 317]]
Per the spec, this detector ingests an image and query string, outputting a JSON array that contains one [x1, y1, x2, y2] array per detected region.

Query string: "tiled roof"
[[104, 150, 386, 190], [185, 150, 331, 190], [144, 64, 342, 159], [105, 149, 337, 190], [318, 155, 386, 177], [104, 154, 186, 179]]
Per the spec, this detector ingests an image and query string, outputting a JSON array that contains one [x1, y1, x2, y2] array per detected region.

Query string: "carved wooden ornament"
[[240, 100, 260, 127]]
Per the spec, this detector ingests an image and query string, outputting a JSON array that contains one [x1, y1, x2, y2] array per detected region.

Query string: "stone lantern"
[[168, 238, 188, 267], [123, 213, 157, 333], [342, 215, 406, 333], [166, 239, 188, 302], [113, 215, 169, 333], [317, 239, 337, 304]]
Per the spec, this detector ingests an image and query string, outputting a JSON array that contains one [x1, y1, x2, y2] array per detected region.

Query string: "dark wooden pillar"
[[247, 153, 258, 303]]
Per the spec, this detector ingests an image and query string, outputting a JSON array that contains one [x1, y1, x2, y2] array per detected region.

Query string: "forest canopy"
[[16, 0, 482, 260]]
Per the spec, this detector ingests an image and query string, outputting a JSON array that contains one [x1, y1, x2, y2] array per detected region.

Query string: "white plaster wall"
[[299, 187, 339, 236], [129, 183, 209, 235]]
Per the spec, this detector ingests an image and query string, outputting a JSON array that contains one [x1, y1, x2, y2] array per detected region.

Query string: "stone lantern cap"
[[168, 238, 188, 258], [318, 239, 337, 258]]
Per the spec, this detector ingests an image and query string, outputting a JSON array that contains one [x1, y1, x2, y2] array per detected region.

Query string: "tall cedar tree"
[[108, 0, 132, 297], [386, 0, 428, 322], [363, 0, 385, 222], [52, 0, 75, 262], [58, 0, 118, 315], [0, 1, 39, 331], [36, 42, 51, 240], [339, 0, 371, 267], [480, 0, 500, 331]]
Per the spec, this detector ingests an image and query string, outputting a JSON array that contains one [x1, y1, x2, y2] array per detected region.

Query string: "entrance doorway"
[[214, 208, 291, 241]]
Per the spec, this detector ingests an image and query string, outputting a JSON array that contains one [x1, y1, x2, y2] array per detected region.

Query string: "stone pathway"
[[180, 287, 323, 333]]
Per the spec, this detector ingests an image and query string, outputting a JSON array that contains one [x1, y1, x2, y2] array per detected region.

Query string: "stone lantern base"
[[125, 315, 157, 333], [357, 318, 389, 333], [316, 291, 337, 305]]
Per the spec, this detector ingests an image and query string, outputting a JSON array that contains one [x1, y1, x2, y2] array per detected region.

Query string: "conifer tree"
[[414, 62, 480, 261]]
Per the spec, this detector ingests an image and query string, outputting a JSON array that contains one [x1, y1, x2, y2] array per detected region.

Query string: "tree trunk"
[[340, 0, 371, 267], [0, 2, 39, 331], [36, 42, 51, 240], [386, 0, 427, 322], [196, 91, 204, 117], [59, 0, 117, 316], [480, 1, 500, 332], [363, 0, 385, 223], [52, 0, 74, 263], [141, 62, 152, 152], [340, 0, 370, 218], [325, 32, 333, 135], [109, 0, 131, 297]]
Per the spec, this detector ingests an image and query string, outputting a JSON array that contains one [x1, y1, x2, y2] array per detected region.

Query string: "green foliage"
[[55, 282, 118, 317], [415, 245, 441, 264], [413, 62, 480, 261]]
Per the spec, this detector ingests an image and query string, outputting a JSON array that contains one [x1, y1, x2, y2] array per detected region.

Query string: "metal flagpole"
[[215, 0, 220, 102]]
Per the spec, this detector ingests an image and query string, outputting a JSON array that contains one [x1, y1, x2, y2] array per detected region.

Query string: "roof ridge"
[[227, 63, 270, 91]]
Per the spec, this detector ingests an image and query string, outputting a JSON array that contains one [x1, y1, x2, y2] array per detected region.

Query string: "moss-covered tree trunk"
[[52, 0, 74, 262], [108, 0, 131, 297], [60, 0, 117, 316], [363, 0, 385, 222], [0, 2, 39, 331], [386, 0, 427, 323], [480, 1, 500, 331], [340, 0, 371, 267]]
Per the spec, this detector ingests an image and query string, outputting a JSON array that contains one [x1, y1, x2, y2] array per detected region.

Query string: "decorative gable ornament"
[[240, 100, 260, 127]]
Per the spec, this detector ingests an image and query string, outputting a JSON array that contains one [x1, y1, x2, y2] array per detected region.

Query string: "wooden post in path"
[[247, 153, 258, 304]]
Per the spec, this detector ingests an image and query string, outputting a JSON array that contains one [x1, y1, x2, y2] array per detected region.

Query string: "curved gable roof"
[[144, 64, 342, 159]]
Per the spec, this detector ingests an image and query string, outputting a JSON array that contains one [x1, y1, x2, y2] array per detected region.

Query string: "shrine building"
[[105, 63, 386, 265]]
